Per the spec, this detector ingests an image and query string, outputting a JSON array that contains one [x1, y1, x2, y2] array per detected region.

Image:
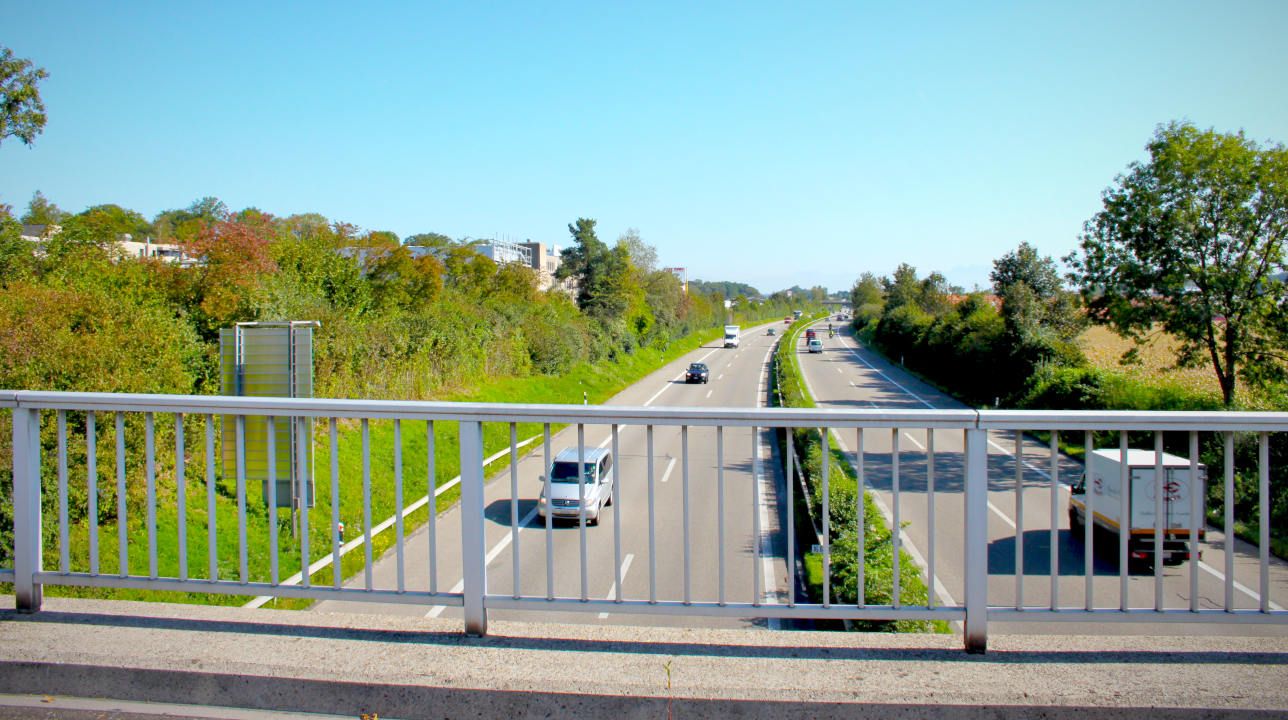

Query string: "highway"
[[794, 318, 1288, 636], [313, 321, 791, 628]]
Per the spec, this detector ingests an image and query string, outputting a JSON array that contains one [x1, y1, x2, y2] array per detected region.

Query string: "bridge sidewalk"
[[1, 597, 1285, 719]]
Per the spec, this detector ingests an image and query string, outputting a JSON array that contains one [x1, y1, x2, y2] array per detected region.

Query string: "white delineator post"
[[459, 420, 488, 636]]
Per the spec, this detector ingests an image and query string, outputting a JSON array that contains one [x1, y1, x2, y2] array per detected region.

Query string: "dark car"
[[685, 362, 710, 384]]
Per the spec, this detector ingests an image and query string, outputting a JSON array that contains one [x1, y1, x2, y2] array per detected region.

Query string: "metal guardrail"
[[4, 390, 1286, 653]]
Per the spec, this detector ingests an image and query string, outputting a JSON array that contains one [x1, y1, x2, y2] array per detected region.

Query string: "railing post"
[[963, 427, 988, 653], [459, 420, 487, 636], [13, 407, 43, 613]]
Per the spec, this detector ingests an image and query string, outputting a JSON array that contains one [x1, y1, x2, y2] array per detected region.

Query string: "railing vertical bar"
[[362, 418, 372, 591], [963, 428, 989, 653], [145, 413, 157, 579], [717, 425, 726, 606], [543, 423, 553, 600], [1189, 431, 1201, 613], [1015, 430, 1025, 610], [892, 428, 901, 608], [1224, 431, 1235, 612], [752, 425, 762, 607], [1153, 431, 1164, 611], [459, 419, 488, 635], [1084, 430, 1094, 611], [236, 415, 247, 585], [87, 412, 99, 575], [856, 427, 865, 608], [648, 425, 657, 604], [926, 428, 935, 609], [509, 422, 519, 600], [115, 413, 128, 577], [266, 416, 278, 585], [1259, 432, 1270, 613], [57, 410, 68, 574], [296, 418, 309, 590], [822, 428, 831, 608], [205, 415, 216, 581], [427, 420, 437, 594], [175, 414, 187, 581], [12, 407, 43, 611], [577, 424, 588, 602], [394, 419, 405, 593], [1118, 433, 1129, 610], [612, 424, 622, 604], [1049, 430, 1059, 611], [785, 427, 795, 607], [330, 419, 341, 589], [682, 425, 691, 605]]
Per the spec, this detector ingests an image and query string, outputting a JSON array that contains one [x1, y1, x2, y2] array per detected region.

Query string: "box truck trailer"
[[1068, 448, 1206, 568], [723, 325, 740, 348]]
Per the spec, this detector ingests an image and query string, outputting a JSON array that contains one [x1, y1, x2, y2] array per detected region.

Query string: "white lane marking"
[[836, 367, 843, 374], [756, 341, 781, 627], [1199, 559, 1285, 611], [902, 432, 925, 451], [988, 438, 1053, 480], [718, 374, 724, 380], [705, 389, 713, 398], [598, 553, 636, 618], [835, 335, 934, 409], [660, 456, 677, 484], [251, 434, 541, 609], [644, 348, 721, 406], [427, 506, 540, 618]]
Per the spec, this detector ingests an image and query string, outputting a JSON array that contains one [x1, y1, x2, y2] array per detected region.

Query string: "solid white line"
[[247, 434, 540, 609], [1198, 558, 1285, 611], [835, 335, 935, 409], [598, 553, 636, 618], [427, 506, 539, 618], [756, 341, 781, 626], [660, 456, 677, 484]]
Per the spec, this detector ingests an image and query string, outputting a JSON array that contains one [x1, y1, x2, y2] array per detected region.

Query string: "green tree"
[[992, 242, 1085, 342], [850, 272, 884, 308], [991, 242, 1062, 300], [0, 46, 48, 148], [405, 232, 454, 248], [1067, 122, 1288, 405], [20, 191, 66, 225], [558, 218, 633, 321]]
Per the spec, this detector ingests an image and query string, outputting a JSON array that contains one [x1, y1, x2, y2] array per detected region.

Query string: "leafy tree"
[[0, 205, 33, 283], [882, 263, 922, 312], [405, 232, 454, 248], [991, 242, 1061, 300], [558, 218, 632, 321], [1067, 122, 1288, 405], [21, 191, 66, 225], [850, 272, 884, 307], [992, 242, 1085, 343], [0, 46, 48, 148], [617, 228, 656, 273]]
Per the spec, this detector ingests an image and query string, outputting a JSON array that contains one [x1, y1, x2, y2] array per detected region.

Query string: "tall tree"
[[617, 228, 656, 274], [20, 190, 65, 225], [1067, 121, 1288, 405], [0, 46, 48, 148], [557, 218, 633, 320], [991, 242, 1061, 300]]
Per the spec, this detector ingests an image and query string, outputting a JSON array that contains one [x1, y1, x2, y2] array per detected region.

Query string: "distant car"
[[685, 362, 710, 384], [538, 447, 614, 525], [805, 329, 817, 340], [807, 339, 823, 353], [767, 327, 776, 336], [784, 316, 792, 324]]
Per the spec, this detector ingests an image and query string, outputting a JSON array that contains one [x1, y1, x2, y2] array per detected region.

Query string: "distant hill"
[[689, 279, 762, 299]]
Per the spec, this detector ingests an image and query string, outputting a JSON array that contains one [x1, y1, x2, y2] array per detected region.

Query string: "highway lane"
[[795, 318, 1288, 636], [312, 321, 791, 628]]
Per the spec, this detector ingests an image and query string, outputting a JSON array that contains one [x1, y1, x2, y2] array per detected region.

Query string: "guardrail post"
[[459, 419, 488, 636], [963, 427, 988, 653], [13, 407, 43, 613]]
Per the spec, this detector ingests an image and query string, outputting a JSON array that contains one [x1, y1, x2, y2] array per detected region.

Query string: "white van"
[[538, 447, 615, 525]]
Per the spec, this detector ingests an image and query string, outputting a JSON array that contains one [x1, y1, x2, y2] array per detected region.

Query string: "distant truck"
[[723, 325, 740, 348], [793, 310, 803, 319], [1069, 448, 1206, 569]]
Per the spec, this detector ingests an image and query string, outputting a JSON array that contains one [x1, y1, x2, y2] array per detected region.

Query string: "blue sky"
[[2, 2, 1286, 294]]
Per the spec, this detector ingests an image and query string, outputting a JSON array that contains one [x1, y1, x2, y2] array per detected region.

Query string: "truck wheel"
[[1068, 508, 1083, 540]]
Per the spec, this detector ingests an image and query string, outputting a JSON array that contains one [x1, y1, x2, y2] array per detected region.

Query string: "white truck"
[[1068, 448, 1206, 568], [723, 325, 740, 348]]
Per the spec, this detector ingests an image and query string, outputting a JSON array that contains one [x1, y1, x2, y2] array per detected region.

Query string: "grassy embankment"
[[31, 310, 794, 607], [771, 315, 944, 632]]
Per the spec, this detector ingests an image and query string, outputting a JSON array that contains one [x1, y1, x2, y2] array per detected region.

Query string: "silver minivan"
[[537, 447, 614, 525]]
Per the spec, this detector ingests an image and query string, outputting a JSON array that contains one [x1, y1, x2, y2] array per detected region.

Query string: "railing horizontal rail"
[[989, 608, 1283, 624], [34, 573, 465, 607], [483, 597, 964, 621]]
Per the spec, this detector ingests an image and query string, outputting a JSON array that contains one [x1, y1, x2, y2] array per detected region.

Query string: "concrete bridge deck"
[[1, 597, 1285, 719]]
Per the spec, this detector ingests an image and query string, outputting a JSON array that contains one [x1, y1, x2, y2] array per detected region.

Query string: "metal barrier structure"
[[2, 390, 1285, 652]]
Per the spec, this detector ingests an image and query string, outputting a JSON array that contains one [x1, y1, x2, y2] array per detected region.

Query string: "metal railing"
[[2, 390, 1285, 653]]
